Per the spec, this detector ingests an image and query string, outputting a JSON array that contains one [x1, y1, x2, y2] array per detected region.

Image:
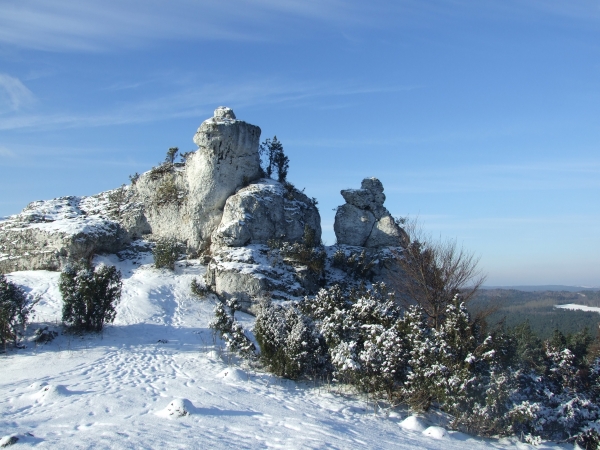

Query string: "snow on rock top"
[[212, 178, 321, 250]]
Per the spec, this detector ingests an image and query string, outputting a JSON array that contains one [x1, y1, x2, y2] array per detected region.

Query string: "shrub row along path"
[[1, 250, 550, 449]]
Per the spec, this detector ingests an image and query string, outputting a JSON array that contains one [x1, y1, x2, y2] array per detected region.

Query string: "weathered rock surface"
[[334, 178, 407, 248], [0, 193, 139, 273], [131, 106, 262, 251], [211, 179, 321, 249], [205, 245, 307, 313]]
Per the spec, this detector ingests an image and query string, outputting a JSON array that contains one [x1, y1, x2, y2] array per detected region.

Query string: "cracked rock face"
[[334, 178, 407, 248], [211, 179, 321, 250], [132, 107, 262, 251]]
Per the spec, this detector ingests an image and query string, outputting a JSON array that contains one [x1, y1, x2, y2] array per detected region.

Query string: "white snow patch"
[[555, 303, 600, 314], [30, 385, 73, 403], [399, 415, 427, 432], [216, 367, 247, 383], [422, 426, 449, 440], [0, 252, 566, 449]]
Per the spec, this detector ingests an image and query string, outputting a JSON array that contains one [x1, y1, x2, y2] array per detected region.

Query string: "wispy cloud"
[[1, 0, 597, 53], [0, 146, 15, 158], [0, 77, 413, 131], [0, 0, 384, 52], [0, 73, 35, 112], [380, 160, 600, 194]]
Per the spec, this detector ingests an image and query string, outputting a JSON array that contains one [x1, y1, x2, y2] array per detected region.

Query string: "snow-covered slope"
[[0, 253, 559, 449]]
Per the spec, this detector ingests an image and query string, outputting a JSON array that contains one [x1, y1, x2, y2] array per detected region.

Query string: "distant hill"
[[469, 288, 600, 339], [482, 285, 600, 292]]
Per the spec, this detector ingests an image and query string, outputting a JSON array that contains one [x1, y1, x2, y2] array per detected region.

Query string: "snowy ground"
[[1, 253, 568, 449]]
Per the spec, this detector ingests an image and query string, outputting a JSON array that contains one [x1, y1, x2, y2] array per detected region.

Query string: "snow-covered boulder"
[[0, 193, 144, 273], [211, 179, 321, 249], [157, 398, 196, 418], [205, 245, 306, 313], [334, 178, 407, 248]]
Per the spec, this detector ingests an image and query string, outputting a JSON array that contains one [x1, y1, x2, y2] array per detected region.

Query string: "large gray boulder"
[[334, 178, 407, 248], [211, 179, 321, 249]]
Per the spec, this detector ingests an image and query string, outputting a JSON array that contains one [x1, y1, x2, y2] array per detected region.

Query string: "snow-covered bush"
[[209, 302, 233, 336], [331, 249, 376, 280], [153, 238, 180, 270], [302, 283, 407, 396], [209, 301, 255, 358], [0, 274, 37, 350], [60, 265, 122, 332], [190, 277, 208, 298], [254, 300, 329, 380]]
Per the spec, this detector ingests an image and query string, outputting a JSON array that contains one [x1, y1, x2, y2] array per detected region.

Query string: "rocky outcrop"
[[205, 245, 308, 314], [334, 178, 407, 248], [0, 107, 322, 274], [211, 179, 321, 249], [131, 106, 262, 251], [0, 194, 137, 273]]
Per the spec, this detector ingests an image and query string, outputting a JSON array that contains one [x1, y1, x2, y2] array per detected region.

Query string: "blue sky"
[[1, 0, 599, 286]]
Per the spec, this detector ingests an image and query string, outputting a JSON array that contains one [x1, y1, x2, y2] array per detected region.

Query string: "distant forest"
[[468, 289, 600, 339]]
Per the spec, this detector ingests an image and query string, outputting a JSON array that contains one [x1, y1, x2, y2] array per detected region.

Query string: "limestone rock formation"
[[212, 180, 321, 249], [334, 178, 407, 248], [0, 107, 323, 276], [132, 106, 262, 251], [0, 194, 137, 273], [205, 245, 306, 314]]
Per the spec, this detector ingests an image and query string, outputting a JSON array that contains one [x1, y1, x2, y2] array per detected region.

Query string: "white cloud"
[[0, 73, 35, 112], [0, 0, 379, 52]]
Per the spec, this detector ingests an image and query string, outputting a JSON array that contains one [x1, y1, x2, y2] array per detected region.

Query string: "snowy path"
[[0, 258, 559, 449]]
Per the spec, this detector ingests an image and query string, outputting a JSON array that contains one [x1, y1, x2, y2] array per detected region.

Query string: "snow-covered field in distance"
[[1, 252, 565, 449], [555, 304, 600, 314], [482, 285, 600, 292]]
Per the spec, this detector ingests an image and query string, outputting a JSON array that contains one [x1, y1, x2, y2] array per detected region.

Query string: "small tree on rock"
[[165, 147, 179, 164], [259, 136, 289, 182]]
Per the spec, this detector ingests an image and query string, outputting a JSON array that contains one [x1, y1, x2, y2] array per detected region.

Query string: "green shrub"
[[129, 172, 140, 185], [0, 274, 37, 350], [190, 277, 208, 298], [149, 162, 173, 180], [60, 265, 122, 332], [267, 226, 324, 275], [331, 249, 376, 280], [153, 238, 180, 270], [280, 242, 326, 274], [155, 176, 185, 206]]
